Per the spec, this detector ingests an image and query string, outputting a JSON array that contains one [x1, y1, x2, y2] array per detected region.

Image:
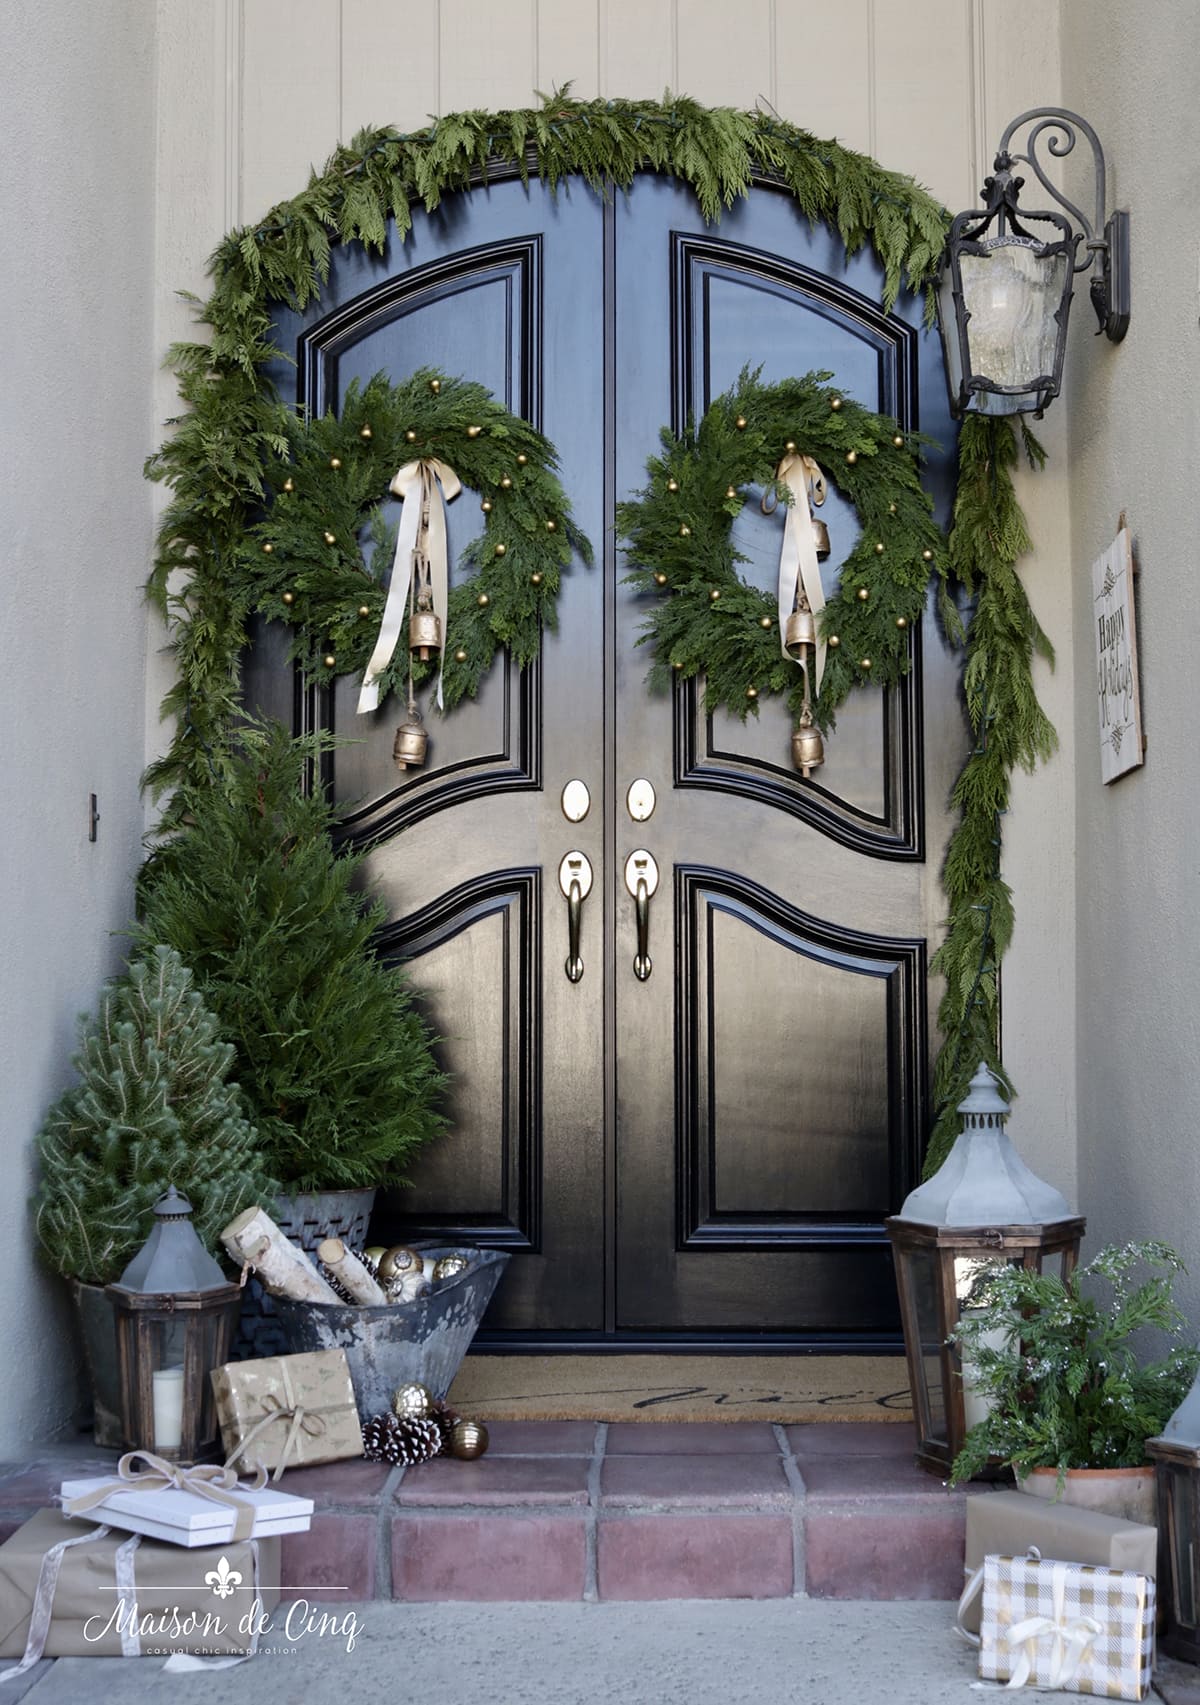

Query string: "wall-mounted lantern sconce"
[[937, 108, 1130, 419]]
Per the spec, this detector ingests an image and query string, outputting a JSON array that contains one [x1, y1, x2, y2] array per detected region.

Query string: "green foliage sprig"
[[35, 946, 275, 1285], [244, 367, 589, 711], [618, 368, 947, 731], [951, 1242, 1200, 1485], [135, 721, 447, 1193]]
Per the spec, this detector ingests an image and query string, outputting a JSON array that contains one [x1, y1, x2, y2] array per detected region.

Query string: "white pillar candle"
[[961, 1324, 1007, 1431], [152, 1366, 185, 1452]]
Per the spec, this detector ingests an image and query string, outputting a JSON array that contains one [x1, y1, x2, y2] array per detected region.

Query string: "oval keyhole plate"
[[626, 778, 656, 822], [561, 778, 591, 823]]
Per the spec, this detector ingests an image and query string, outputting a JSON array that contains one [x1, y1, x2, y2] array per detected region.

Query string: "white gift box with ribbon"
[[60, 1451, 312, 1548]]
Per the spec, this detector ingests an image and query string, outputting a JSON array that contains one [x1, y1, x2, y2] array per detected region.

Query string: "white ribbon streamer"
[[0, 1523, 117, 1682], [357, 457, 462, 716], [774, 453, 828, 695]]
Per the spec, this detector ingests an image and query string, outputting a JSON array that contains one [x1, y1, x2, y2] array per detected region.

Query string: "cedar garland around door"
[[143, 89, 1056, 1173]]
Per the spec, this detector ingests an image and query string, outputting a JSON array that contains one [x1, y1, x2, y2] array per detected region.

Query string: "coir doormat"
[[447, 1354, 912, 1423]]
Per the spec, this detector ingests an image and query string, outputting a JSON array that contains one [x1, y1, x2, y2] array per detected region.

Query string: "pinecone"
[[362, 1412, 443, 1466], [429, 1400, 461, 1447]]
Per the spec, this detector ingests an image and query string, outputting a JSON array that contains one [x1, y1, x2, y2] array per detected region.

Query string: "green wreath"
[[244, 368, 590, 712], [619, 369, 949, 752]]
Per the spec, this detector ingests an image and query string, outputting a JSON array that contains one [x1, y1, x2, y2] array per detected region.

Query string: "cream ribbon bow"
[[1003, 1560, 1103, 1691], [61, 1449, 269, 1543], [358, 457, 462, 715], [773, 452, 828, 695], [229, 1390, 329, 1482]]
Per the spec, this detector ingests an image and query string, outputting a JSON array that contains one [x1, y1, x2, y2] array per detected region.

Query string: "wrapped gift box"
[[0, 1510, 280, 1660], [962, 1489, 1157, 1635], [212, 1348, 363, 1476], [60, 1473, 312, 1548]]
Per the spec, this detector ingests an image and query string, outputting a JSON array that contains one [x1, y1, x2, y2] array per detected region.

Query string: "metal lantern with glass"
[[936, 107, 1129, 419], [106, 1185, 242, 1463], [886, 1063, 1086, 1476], [1147, 1369, 1200, 1663]]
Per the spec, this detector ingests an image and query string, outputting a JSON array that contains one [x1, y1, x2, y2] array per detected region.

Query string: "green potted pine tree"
[[135, 720, 447, 1348], [35, 945, 275, 1443]]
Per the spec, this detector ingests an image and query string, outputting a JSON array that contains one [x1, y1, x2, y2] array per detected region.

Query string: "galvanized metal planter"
[[272, 1246, 510, 1414], [233, 1187, 376, 1361]]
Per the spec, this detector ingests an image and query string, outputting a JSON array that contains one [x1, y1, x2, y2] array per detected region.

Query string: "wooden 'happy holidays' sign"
[[1092, 522, 1143, 784]]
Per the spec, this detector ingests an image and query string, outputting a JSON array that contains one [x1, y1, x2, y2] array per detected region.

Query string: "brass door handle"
[[623, 849, 660, 981], [557, 851, 594, 983]]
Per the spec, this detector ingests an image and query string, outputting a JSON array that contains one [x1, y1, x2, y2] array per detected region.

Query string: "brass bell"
[[408, 605, 442, 661], [393, 716, 428, 771], [811, 516, 831, 560], [784, 604, 818, 657], [792, 716, 825, 779]]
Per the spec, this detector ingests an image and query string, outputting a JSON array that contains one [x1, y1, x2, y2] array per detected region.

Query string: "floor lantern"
[[1147, 1368, 1200, 1663], [106, 1185, 241, 1463], [886, 1063, 1085, 1477]]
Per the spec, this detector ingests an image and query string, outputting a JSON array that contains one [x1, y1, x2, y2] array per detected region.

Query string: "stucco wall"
[[0, 3, 156, 1447], [1061, 2, 1200, 1312]]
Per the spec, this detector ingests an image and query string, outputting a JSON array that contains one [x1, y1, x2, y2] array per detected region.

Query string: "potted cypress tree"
[[951, 1240, 1199, 1522], [135, 721, 447, 1349], [35, 945, 275, 1443]]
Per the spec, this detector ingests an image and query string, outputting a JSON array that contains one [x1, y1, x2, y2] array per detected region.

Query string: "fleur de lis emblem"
[[204, 1555, 243, 1599]]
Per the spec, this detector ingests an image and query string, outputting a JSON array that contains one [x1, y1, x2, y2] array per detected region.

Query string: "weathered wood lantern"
[[106, 1185, 241, 1463], [886, 1064, 1086, 1477], [1147, 1368, 1200, 1663]]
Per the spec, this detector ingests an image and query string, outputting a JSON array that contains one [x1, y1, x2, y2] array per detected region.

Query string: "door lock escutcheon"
[[623, 848, 660, 982], [558, 850, 594, 984]]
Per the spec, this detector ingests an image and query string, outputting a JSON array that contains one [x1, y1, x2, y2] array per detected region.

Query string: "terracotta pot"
[[1019, 1464, 1157, 1528]]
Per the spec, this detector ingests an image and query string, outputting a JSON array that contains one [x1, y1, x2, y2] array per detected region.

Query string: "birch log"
[[318, 1238, 388, 1306], [221, 1205, 340, 1304]]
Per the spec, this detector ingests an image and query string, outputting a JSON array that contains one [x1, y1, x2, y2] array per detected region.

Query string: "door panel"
[[251, 166, 964, 1346]]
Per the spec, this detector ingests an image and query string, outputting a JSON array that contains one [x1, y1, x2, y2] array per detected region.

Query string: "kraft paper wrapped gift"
[[0, 1509, 280, 1667], [958, 1550, 1155, 1699], [212, 1348, 363, 1476], [962, 1489, 1158, 1635]]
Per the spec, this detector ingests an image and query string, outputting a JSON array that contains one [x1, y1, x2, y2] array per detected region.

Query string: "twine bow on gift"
[[1003, 1559, 1104, 1691], [61, 1451, 268, 1543], [767, 452, 828, 695], [358, 457, 462, 716], [231, 1393, 328, 1482]]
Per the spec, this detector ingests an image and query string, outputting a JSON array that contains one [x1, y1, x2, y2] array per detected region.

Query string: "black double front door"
[[248, 170, 962, 1346]]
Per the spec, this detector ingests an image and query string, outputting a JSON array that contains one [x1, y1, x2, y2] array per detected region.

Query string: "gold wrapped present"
[[959, 1549, 1155, 1699], [211, 1349, 363, 1478]]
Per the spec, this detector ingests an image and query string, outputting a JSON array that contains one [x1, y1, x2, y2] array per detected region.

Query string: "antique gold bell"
[[393, 713, 428, 771], [811, 516, 831, 560], [784, 603, 818, 658], [792, 713, 825, 779], [408, 603, 442, 661]]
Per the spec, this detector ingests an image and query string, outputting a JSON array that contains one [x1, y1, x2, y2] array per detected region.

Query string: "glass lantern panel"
[[1169, 1466, 1199, 1629], [955, 1256, 1010, 1433], [146, 1317, 187, 1455], [958, 237, 1067, 410], [908, 1246, 947, 1445], [935, 268, 965, 410]]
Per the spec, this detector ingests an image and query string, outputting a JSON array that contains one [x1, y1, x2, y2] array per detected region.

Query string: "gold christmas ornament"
[[672, 660, 684, 670], [454, 648, 468, 662], [324, 530, 336, 545], [500, 476, 512, 489], [654, 572, 668, 586], [828, 634, 840, 648], [377, 1246, 424, 1283], [679, 524, 691, 537], [735, 415, 747, 429], [531, 571, 543, 585], [545, 519, 557, 532], [481, 499, 493, 513], [516, 453, 528, 466], [449, 1419, 489, 1460], [405, 430, 418, 444], [667, 479, 679, 493], [358, 604, 371, 618], [391, 1382, 434, 1421], [361, 424, 373, 440], [281, 590, 295, 605], [725, 485, 738, 500], [746, 686, 758, 699], [892, 433, 904, 447], [709, 588, 721, 601], [857, 587, 870, 601], [329, 457, 342, 469], [494, 542, 507, 557], [432, 1254, 470, 1282], [466, 424, 482, 438], [323, 653, 336, 668], [860, 656, 872, 669], [785, 440, 797, 454], [922, 548, 934, 562], [830, 396, 843, 411], [845, 450, 858, 465], [896, 616, 908, 629], [261, 542, 274, 554], [888, 502, 897, 514], [429, 377, 441, 394], [760, 615, 773, 629], [283, 477, 295, 493], [874, 541, 885, 554], [477, 592, 489, 606], [408, 604, 442, 661]]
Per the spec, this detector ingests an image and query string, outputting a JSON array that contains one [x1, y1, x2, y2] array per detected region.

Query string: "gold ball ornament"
[[467, 425, 483, 438], [283, 477, 295, 493], [828, 634, 840, 649], [432, 1254, 470, 1282], [494, 542, 507, 557], [860, 657, 872, 670], [455, 648, 468, 662], [329, 457, 342, 469], [709, 588, 721, 601], [323, 653, 336, 669], [377, 1246, 424, 1283], [760, 616, 773, 629], [892, 434, 904, 448], [261, 542, 274, 554], [516, 453, 528, 466], [477, 592, 489, 607], [405, 430, 418, 444], [654, 572, 668, 586], [725, 485, 738, 500], [449, 1419, 489, 1460], [679, 524, 691, 537], [361, 424, 373, 440], [888, 502, 897, 515], [875, 542, 885, 555], [530, 571, 542, 585], [481, 499, 493, 513], [545, 519, 557, 532], [746, 686, 758, 700], [845, 450, 858, 466], [358, 604, 371, 618], [896, 616, 908, 629], [429, 377, 441, 394], [667, 479, 679, 493], [391, 1382, 434, 1421], [281, 591, 295, 606], [857, 587, 870, 602], [672, 660, 684, 671], [500, 476, 512, 489], [785, 440, 797, 454], [830, 396, 843, 411], [735, 415, 747, 430], [324, 530, 337, 545], [922, 548, 934, 562]]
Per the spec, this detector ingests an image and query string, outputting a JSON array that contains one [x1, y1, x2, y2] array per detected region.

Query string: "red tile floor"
[[0, 1420, 991, 1604]]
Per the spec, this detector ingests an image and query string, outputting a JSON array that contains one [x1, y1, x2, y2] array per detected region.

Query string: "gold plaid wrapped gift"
[[211, 1350, 363, 1479], [958, 1548, 1155, 1699]]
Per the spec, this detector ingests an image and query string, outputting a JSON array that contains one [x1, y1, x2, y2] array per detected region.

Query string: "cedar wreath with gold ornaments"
[[245, 368, 590, 717], [618, 367, 949, 754]]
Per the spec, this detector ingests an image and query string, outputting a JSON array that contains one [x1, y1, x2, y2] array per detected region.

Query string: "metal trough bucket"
[[271, 1246, 510, 1415]]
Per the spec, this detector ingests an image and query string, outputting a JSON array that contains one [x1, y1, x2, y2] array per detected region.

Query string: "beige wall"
[[0, 1, 156, 1449], [1061, 2, 1200, 1313]]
